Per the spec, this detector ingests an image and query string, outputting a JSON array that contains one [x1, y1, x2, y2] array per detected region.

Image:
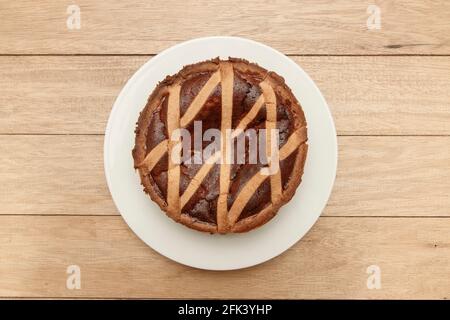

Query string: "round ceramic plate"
[[104, 36, 337, 270]]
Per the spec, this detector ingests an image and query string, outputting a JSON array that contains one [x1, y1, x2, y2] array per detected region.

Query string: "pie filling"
[[143, 70, 298, 224]]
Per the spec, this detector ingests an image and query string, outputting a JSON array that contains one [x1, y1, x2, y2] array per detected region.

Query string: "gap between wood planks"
[[1, 54, 450, 56], [1, 133, 450, 136], [0, 214, 448, 218]]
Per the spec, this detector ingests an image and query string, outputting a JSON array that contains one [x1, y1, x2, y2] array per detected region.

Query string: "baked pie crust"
[[133, 58, 307, 233]]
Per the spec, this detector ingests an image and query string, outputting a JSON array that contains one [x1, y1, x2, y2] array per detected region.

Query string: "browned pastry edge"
[[132, 57, 308, 234]]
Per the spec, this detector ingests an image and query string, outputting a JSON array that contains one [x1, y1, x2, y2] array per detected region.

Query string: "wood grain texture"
[[1, 56, 449, 135], [0, 215, 449, 299], [2, 0, 449, 300], [0, 135, 448, 216], [327, 136, 450, 217], [0, 135, 116, 216], [1, 0, 450, 54]]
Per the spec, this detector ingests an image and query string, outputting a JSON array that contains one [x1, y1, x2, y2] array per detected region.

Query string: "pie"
[[133, 58, 307, 233]]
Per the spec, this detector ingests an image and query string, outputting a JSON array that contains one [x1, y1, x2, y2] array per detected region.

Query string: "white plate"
[[104, 36, 337, 271]]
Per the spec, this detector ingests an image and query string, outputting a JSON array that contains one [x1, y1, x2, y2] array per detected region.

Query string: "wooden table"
[[1, 0, 449, 299]]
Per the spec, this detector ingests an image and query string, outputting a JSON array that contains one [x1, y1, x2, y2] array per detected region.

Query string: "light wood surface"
[[1, 0, 450, 55], [1, 216, 449, 299], [1, 56, 449, 135], [0, 0, 449, 299]]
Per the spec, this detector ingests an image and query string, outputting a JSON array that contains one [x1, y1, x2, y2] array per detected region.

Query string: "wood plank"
[[0, 135, 448, 216], [300, 56, 450, 135], [0, 56, 143, 135], [1, 56, 449, 135], [1, 0, 449, 54], [0, 215, 449, 298], [326, 136, 450, 217], [0, 135, 116, 216]]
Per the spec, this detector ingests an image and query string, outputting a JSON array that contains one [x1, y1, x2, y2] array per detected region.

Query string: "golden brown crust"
[[133, 87, 169, 213], [133, 58, 308, 233]]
